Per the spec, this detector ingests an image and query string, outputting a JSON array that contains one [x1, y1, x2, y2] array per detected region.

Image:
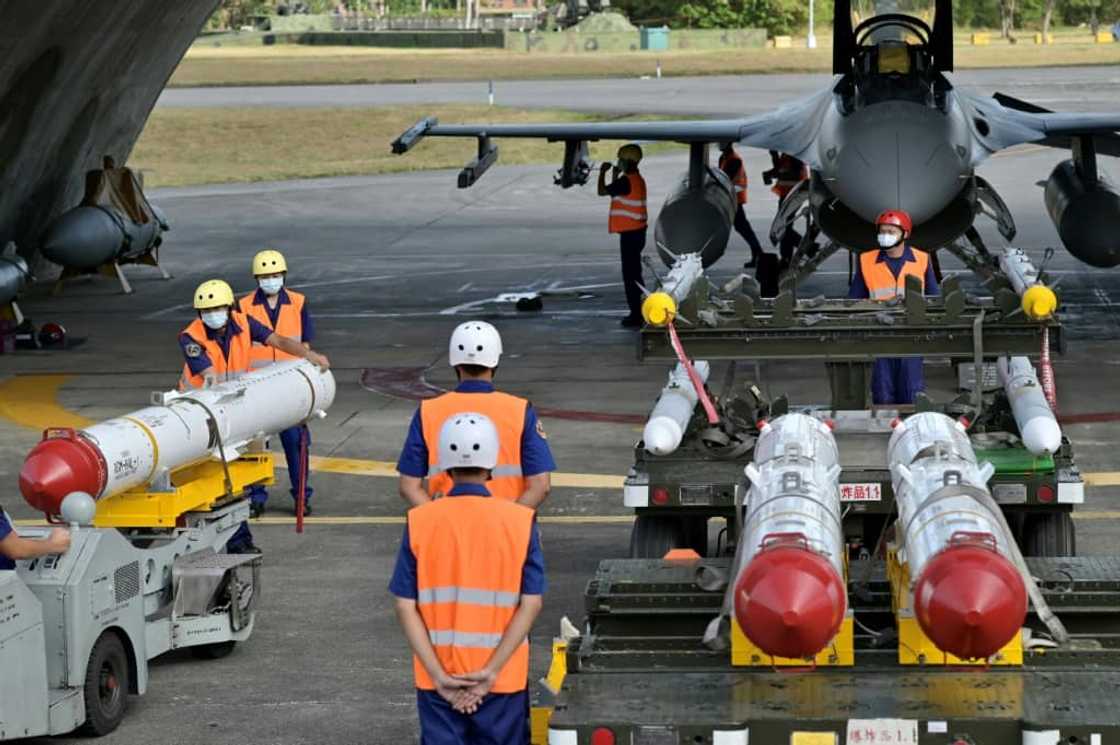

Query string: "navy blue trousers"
[[871, 358, 925, 405], [416, 689, 529, 745], [249, 424, 313, 505]]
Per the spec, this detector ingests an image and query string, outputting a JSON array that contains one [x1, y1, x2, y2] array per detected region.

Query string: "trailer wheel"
[[1022, 511, 1076, 557], [191, 641, 237, 660], [80, 632, 130, 736], [630, 515, 687, 558]]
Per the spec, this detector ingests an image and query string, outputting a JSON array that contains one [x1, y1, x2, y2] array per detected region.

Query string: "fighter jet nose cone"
[[915, 545, 1028, 660], [733, 546, 847, 659], [19, 436, 104, 515]]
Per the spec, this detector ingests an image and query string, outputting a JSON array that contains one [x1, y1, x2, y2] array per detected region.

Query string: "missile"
[[0, 242, 30, 310], [998, 247, 1057, 321], [20, 360, 335, 516], [888, 412, 1028, 660], [998, 356, 1062, 455], [734, 413, 847, 659], [40, 204, 167, 270], [642, 360, 710, 456], [641, 252, 705, 327]]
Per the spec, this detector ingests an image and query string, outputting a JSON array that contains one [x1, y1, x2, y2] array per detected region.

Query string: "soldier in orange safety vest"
[[390, 413, 544, 745], [719, 142, 765, 269], [848, 210, 940, 405], [598, 143, 648, 328], [238, 249, 319, 518], [179, 278, 329, 552], [397, 321, 555, 509]]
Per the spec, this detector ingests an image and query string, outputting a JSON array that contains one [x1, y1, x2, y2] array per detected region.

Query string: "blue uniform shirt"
[[396, 380, 557, 479], [248, 288, 315, 343], [388, 482, 547, 600], [178, 315, 274, 375], [0, 508, 15, 571], [849, 246, 940, 299]]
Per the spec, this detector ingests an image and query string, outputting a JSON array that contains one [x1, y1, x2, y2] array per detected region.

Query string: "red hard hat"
[[876, 209, 913, 235]]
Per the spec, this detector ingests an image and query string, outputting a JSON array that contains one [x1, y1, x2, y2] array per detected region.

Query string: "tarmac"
[[2, 72, 1120, 744]]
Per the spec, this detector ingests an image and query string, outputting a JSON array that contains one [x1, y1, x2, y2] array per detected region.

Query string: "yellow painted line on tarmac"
[[1085, 472, 1120, 487], [1072, 511, 1120, 520], [0, 375, 94, 431], [279, 454, 626, 490]]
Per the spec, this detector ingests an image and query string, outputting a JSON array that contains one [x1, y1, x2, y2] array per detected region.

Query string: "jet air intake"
[[654, 165, 736, 268], [1044, 159, 1120, 268]]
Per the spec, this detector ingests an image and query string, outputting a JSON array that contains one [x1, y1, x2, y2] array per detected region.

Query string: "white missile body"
[[658, 252, 705, 305], [998, 356, 1062, 455], [21, 360, 335, 513], [998, 247, 1058, 320], [886, 411, 1028, 660], [643, 360, 710, 456], [888, 412, 1002, 572], [998, 247, 1042, 296], [740, 413, 846, 581], [734, 413, 847, 658]]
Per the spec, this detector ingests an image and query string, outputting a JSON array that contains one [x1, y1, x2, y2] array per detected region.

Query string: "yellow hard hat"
[[252, 249, 287, 276], [618, 143, 643, 163], [193, 279, 235, 310]]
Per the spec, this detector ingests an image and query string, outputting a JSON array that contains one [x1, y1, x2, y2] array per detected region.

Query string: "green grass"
[[131, 105, 683, 188], [169, 37, 1120, 87]]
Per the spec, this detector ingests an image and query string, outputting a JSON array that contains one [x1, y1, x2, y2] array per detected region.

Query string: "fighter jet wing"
[[391, 90, 833, 165], [962, 91, 1120, 159]]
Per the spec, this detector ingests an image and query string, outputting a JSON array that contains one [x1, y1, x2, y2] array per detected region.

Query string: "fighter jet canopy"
[[852, 0, 936, 27]]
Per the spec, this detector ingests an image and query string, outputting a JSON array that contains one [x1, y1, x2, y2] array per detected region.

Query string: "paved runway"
[[3, 70, 1120, 744], [157, 66, 1120, 116]]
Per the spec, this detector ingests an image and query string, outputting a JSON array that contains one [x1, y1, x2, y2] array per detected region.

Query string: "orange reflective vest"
[[772, 155, 809, 200], [420, 391, 528, 500], [608, 172, 648, 234], [238, 289, 306, 368], [859, 247, 929, 302], [179, 312, 254, 390], [719, 150, 748, 205], [408, 496, 534, 693]]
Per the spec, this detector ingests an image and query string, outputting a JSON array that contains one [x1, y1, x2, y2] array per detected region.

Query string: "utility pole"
[[807, 0, 817, 48]]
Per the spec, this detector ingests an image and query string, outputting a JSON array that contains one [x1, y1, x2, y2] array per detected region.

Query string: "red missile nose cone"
[[914, 545, 1028, 660], [734, 546, 847, 659], [19, 434, 104, 515]]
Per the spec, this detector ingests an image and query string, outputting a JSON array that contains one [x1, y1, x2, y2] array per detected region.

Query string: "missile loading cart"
[[1, 360, 336, 739], [1, 494, 262, 740], [533, 248, 1120, 745]]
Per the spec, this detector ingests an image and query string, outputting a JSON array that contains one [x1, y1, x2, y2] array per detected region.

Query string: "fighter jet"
[[393, 0, 1120, 269]]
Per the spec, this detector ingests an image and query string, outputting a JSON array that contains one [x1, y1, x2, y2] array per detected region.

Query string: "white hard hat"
[[448, 321, 503, 368], [438, 412, 500, 471]]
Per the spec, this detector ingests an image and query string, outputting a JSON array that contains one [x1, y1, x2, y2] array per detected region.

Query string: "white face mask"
[[201, 309, 229, 330], [259, 277, 284, 295], [878, 232, 902, 248]]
